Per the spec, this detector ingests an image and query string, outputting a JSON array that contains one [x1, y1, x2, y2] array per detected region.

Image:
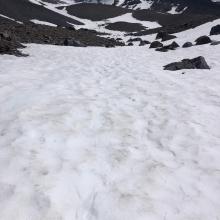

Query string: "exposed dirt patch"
[[65, 3, 130, 21], [105, 21, 146, 32]]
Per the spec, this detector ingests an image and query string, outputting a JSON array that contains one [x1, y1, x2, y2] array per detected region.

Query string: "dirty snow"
[[0, 38, 220, 220], [30, 19, 57, 26]]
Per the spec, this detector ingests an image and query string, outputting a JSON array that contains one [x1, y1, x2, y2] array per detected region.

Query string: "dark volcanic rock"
[[210, 24, 220, 35], [164, 41, 179, 50], [0, 38, 25, 56], [127, 42, 133, 46], [182, 42, 193, 48], [105, 43, 115, 48], [149, 41, 163, 48], [210, 41, 220, 46], [156, 31, 176, 41], [156, 47, 168, 52], [195, 35, 212, 45], [128, 37, 142, 42], [155, 41, 179, 52], [139, 40, 150, 46], [0, 23, 124, 50], [164, 56, 210, 71]]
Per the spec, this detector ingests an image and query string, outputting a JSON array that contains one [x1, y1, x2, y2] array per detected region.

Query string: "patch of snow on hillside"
[[28, 0, 42, 5], [135, 0, 153, 9], [156, 19, 220, 46], [0, 14, 23, 24], [167, 6, 187, 14], [107, 13, 160, 28], [139, 18, 220, 46], [30, 19, 57, 26]]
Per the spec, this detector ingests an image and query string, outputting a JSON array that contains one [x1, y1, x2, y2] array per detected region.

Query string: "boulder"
[[210, 41, 220, 46], [105, 44, 115, 48], [210, 25, 220, 35], [127, 42, 133, 46], [182, 42, 193, 48], [139, 40, 150, 46], [156, 41, 179, 52], [149, 41, 163, 48], [127, 37, 142, 42], [156, 31, 166, 39], [195, 35, 212, 45], [116, 38, 122, 41], [164, 56, 210, 71], [156, 47, 168, 52], [0, 38, 25, 56], [164, 41, 179, 50], [156, 31, 176, 41]]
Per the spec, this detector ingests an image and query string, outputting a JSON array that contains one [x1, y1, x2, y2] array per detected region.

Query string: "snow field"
[[0, 42, 220, 220]]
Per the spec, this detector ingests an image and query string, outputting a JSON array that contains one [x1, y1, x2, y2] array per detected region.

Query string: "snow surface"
[[0, 37, 220, 220]]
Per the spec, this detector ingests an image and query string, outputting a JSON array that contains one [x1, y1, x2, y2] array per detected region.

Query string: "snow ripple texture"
[[0, 44, 220, 220]]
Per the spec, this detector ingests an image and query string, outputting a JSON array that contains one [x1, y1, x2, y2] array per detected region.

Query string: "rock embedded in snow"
[[127, 42, 133, 46], [182, 42, 193, 48], [0, 38, 25, 56], [127, 37, 142, 42], [164, 56, 210, 71], [155, 47, 169, 52], [195, 35, 212, 45], [156, 31, 176, 42], [164, 41, 180, 50], [149, 41, 163, 48], [156, 41, 179, 52], [210, 24, 220, 35], [139, 40, 150, 46], [211, 40, 220, 46]]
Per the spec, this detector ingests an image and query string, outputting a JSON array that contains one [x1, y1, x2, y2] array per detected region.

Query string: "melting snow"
[[30, 19, 57, 27]]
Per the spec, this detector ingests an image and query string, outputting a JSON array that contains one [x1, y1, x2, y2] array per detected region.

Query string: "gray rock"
[[150, 41, 163, 48], [156, 41, 179, 52], [164, 41, 179, 50], [210, 25, 220, 35], [127, 42, 133, 46], [182, 42, 193, 48], [156, 31, 176, 42], [210, 41, 220, 46], [0, 38, 26, 56], [156, 47, 168, 52], [164, 56, 210, 71], [139, 40, 150, 46], [195, 35, 212, 45], [127, 37, 142, 42]]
